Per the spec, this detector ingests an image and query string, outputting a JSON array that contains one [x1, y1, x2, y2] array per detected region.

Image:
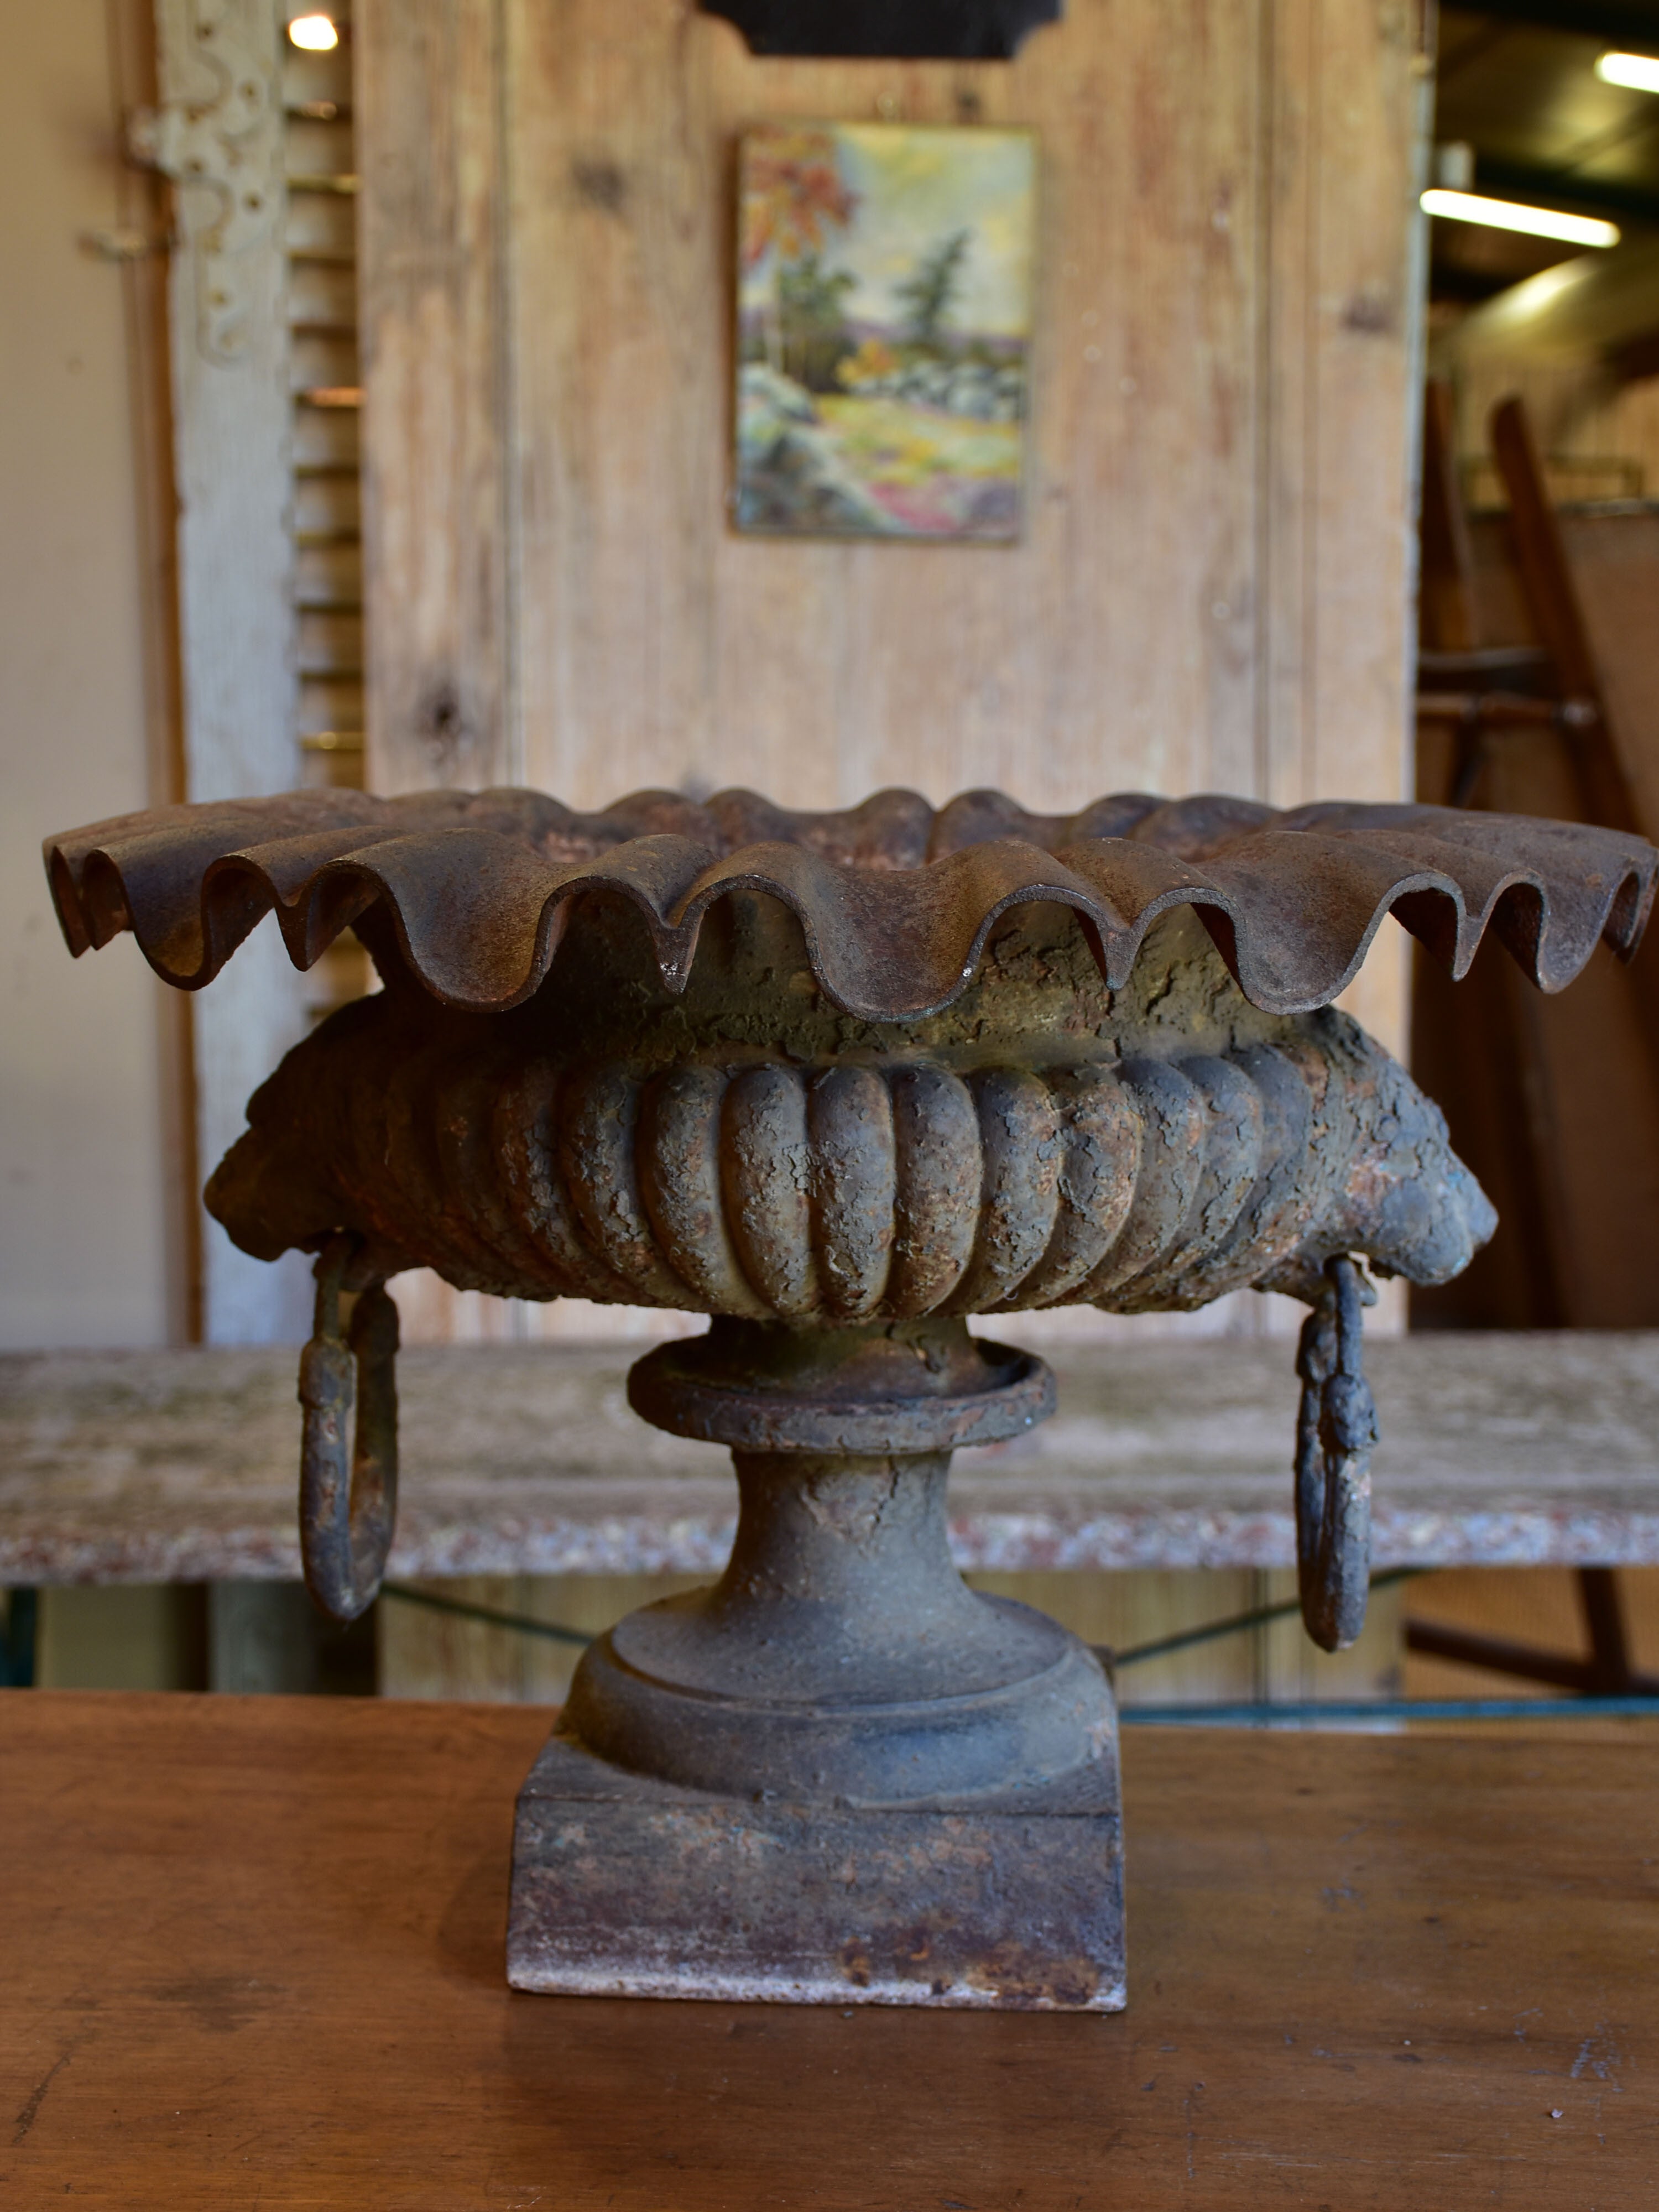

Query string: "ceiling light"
[[1597, 51, 1659, 94], [1420, 190, 1620, 249], [288, 13, 339, 50]]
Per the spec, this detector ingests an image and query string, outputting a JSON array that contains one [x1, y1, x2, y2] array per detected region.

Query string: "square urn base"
[[506, 1727, 1125, 2011]]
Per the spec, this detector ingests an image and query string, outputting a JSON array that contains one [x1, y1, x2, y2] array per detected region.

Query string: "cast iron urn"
[[45, 785, 1656, 2009]]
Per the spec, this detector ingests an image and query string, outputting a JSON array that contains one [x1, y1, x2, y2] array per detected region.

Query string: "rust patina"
[[45, 785, 1656, 2008]]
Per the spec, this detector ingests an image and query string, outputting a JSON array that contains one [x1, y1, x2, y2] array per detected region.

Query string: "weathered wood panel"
[[7, 1334, 1659, 1584], [504, 3, 1270, 808], [359, 0, 1423, 825], [357, 0, 513, 789]]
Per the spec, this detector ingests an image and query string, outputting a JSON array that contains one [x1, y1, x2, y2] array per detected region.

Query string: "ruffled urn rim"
[[44, 785, 1657, 1021]]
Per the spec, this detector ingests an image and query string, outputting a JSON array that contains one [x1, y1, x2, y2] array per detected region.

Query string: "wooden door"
[[357, 0, 1427, 828]]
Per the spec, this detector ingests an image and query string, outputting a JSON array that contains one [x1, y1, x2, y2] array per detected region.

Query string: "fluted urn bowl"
[[46, 784, 1656, 2009]]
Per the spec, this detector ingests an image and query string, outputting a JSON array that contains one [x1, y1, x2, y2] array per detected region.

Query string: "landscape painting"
[[735, 123, 1036, 542]]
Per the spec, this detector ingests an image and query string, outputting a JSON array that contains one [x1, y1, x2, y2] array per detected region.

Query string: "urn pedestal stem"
[[508, 1316, 1128, 2008]]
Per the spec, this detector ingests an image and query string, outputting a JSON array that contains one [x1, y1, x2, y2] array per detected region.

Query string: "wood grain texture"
[[508, 2, 1265, 806], [357, 0, 512, 791], [1279, 0, 1423, 813], [7, 1333, 1659, 1584], [2, 1693, 1657, 2205], [358, 0, 1422, 821]]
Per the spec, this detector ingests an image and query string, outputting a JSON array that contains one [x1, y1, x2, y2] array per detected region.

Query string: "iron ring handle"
[[299, 1234, 400, 1622], [1294, 1254, 1378, 1653]]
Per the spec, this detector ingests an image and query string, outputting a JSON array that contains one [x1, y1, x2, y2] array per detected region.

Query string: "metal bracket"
[[127, 0, 284, 364]]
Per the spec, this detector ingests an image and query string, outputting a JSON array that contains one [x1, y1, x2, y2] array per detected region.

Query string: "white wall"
[[1, 1, 178, 1348]]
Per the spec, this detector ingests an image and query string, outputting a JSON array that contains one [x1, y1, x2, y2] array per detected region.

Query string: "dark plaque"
[[699, 0, 1062, 60]]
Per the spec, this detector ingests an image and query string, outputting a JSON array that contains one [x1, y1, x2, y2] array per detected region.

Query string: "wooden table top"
[[7, 1330, 1659, 1583], [3, 1694, 1656, 2206]]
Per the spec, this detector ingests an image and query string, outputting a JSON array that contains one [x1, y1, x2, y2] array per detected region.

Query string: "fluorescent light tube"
[[1597, 51, 1659, 93], [1420, 190, 1620, 249]]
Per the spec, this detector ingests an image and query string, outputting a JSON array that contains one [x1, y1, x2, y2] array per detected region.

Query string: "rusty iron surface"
[[298, 1236, 400, 1621], [200, 892, 1494, 1318], [628, 1317, 1055, 1454], [1295, 1256, 1378, 1652], [561, 1434, 1117, 1805], [44, 785, 1657, 1020], [507, 1730, 1124, 2011], [570, 1318, 1108, 1807]]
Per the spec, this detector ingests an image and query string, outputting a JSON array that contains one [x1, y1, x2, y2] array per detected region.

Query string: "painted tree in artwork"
[[740, 128, 859, 373], [896, 229, 972, 352], [777, 254, 857, 388]]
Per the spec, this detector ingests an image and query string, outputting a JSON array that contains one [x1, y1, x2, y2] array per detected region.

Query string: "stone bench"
[[5, 1333, 1657, 1583]]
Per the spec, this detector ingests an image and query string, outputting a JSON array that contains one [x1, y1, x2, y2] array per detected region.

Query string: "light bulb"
[[289, 14, 339, 51]]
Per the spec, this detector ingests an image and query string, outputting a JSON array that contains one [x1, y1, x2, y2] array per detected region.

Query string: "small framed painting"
[[735, 122, 1036, 542]]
